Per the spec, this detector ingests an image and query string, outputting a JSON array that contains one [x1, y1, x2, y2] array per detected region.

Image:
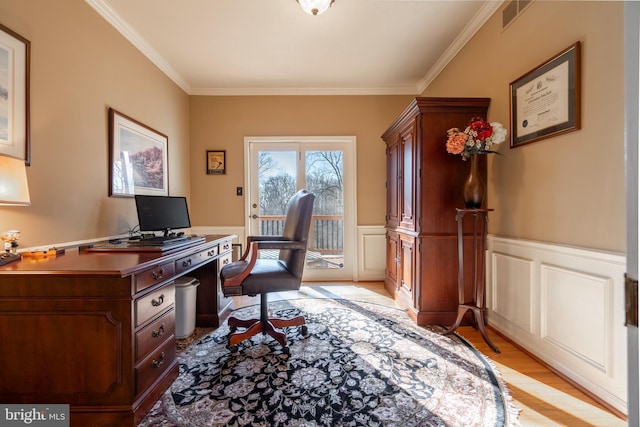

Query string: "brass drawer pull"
[[151, 268, 165, 280], [207, 250, 216, 257], [152, 352, 165, 368], [151, 294, 165, 307], [182, 258, 192, 268], [151, 324, 165, 338], [222, 258, 230, 265]]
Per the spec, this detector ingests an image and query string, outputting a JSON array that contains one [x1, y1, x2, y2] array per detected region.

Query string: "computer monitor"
[[134, 195, 191, 237]]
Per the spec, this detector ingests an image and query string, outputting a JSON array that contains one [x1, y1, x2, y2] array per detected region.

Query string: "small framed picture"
[[207, 150, 226, 175]]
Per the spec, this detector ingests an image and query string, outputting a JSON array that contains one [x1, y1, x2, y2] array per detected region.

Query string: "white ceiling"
[[86, 0, 502, 96]]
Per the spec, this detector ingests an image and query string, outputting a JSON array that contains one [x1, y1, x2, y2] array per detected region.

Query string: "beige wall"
[[423, 1, 625, 252], [0, 0, 625, 256], [188, 95, 411, 227], [0, 0, 190, 248]]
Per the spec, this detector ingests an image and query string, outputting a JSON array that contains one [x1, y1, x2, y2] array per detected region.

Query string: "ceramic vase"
[[463, 154, 484, 208]]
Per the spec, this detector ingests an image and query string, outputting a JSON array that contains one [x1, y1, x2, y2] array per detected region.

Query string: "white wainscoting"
[[193, 225, 387, 281], [356, 226, 386, 281], [487, 235, 627, 414]]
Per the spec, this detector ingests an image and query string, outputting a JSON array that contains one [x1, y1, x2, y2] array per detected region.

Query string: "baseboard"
[[487, 235, 627, 414]]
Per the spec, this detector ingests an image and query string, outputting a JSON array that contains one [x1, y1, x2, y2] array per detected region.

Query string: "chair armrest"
[[223, 239, 307, 288], [239, 235, 294, 260], [223, 242, 259, 288]]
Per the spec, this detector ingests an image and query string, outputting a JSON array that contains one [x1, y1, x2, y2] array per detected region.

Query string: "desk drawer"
[[176, 246, 219, 274], [135, 338, 176, 396], [135, 262, 175, 293], [136, 308, 175, 362], [218, 251, 232, 272], [135, 283, 175, 327], [220, 240, 232, 254]]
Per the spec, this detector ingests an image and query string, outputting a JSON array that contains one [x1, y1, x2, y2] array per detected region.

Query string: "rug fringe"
[[450, 329, 522, 427]]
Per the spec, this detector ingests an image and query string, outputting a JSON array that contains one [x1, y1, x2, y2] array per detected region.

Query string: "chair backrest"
[[279, 189, 315, 278]]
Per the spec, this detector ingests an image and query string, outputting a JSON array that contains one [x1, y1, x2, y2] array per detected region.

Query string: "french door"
[[245, 137, 356, 281]]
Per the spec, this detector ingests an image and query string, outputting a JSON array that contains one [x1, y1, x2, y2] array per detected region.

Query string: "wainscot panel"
[[487, 236, 627, 415], [357, 226, 386, 281]]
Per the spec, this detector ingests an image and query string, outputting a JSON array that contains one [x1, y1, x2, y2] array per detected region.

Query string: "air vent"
[[503, 0, 533, 29]]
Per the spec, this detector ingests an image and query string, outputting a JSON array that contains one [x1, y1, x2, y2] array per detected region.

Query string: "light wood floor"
[[231, 281, 627, 427]]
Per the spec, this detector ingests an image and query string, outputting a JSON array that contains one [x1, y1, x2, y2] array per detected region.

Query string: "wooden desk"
[[0, 234, 235, 426]]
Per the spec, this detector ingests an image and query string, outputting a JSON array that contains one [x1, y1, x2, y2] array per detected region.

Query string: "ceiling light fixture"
[[297, 0, 335, 16]]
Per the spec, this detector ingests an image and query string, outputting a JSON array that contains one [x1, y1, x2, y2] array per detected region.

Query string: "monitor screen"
[[134, 195, 191, 236]]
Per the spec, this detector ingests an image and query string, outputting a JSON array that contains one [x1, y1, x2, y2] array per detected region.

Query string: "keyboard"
[[0, 252, 20, 266], [128, 236, 189, 246]]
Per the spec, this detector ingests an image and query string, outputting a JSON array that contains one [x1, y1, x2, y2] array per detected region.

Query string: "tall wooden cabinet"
[[382, 97, 490, 326]]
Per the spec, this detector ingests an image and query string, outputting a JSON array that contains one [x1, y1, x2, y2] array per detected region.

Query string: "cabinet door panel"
[[385, 231, 399, 289], [400, 120, 417, 231], [0, 300, 131, 403], [386, 140, 400, 228], [399, 235, 415, 303]]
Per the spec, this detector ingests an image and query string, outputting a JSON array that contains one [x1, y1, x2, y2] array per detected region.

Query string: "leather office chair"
[[220, 189, 315, 353]]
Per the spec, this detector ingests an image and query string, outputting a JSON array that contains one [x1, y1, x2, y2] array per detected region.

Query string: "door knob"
[[251, 214, 258, 219]]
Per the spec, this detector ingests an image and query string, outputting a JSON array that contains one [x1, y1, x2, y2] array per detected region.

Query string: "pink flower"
[[446, 131, 467, 155]]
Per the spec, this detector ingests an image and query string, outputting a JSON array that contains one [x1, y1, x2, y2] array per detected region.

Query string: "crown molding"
[[417, 0, 504, 94], [85, 0, 192, 93], [87, 0, 501, 97], [189, 86, 419, 96]]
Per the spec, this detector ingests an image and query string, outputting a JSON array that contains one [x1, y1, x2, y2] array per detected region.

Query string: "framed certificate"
[[510, 42, 581, 147]]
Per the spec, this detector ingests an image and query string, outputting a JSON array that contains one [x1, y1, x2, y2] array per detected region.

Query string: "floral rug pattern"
[[140, 299, 518, 427]]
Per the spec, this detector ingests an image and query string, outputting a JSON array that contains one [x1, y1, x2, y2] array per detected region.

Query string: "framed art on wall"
[[0, 23, 31, 165], [207, 150, 226, 175], [109, 108, 168, 197], [510, 42, 581, 148]]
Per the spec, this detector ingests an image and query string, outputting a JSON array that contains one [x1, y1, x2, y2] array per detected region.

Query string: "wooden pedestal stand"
[[443, 208, 500, 353]]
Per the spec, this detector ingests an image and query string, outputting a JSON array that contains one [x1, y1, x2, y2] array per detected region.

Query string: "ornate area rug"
[[140, 299, 519, 427]]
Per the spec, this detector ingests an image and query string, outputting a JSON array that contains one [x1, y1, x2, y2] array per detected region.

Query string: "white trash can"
[[174, 276, 200, 339]]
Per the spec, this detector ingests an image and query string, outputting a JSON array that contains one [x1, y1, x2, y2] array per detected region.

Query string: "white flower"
[[490, 122, 507, 145]]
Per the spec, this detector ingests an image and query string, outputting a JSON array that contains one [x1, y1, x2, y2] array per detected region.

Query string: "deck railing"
[[259, 214, 343, 254]]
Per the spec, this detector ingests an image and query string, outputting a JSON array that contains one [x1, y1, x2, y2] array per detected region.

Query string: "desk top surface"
[[0, 234, 235, 276]]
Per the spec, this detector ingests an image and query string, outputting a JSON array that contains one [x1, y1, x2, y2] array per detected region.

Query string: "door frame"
[[243, 136, 358, 281], [625, 1, 640, 424]]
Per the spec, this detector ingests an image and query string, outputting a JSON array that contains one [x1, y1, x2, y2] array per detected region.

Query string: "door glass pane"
[[305, 151, 344, 269], [251, 145, 347, 272], [256, 150, 297, 259]]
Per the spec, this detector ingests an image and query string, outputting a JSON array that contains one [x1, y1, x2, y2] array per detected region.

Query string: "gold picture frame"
[[510, 42, 581, 147]]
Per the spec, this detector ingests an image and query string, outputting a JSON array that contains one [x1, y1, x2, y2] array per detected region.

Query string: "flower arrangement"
[[446, 117, 507, 161]]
